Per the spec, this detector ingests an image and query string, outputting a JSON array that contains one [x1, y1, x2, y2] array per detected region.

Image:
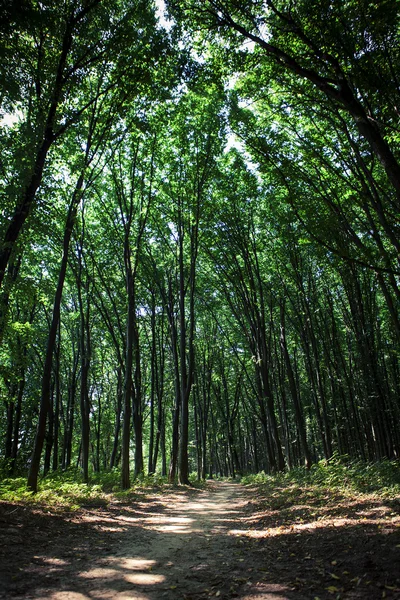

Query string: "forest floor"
[[0, 480, 400, 600]]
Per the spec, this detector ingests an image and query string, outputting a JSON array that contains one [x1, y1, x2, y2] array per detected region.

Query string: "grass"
[[0, 455, 399, 511], [0, 468, 170, 510], [240, 454, 400, 499]]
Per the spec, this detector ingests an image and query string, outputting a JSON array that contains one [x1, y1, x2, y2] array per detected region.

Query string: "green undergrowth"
[[1, 455, 398, 511], [0, 468, 171, 510], [0, 466, 207, 510], [241, 455, 400, 499]]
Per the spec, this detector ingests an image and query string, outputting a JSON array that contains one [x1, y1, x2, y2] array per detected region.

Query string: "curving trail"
[[51, 481, 280, 600], [1, 480, 399, 599]]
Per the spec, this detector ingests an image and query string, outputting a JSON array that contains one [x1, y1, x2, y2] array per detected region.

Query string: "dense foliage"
[[0, 0, 399, 492]]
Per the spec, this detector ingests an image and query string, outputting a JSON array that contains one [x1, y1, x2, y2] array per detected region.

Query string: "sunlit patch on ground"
[[49, 593, 89, 599], [1, 482, 399, 600], [114, 558, 157, 571], [36, 556, 69, 566], [240, 581, 291, 599], [124, 572, 165, 585], [80, 568, 120, 579], [231, 507, 400, 539]]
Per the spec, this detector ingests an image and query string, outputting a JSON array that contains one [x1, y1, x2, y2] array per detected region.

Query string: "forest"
[[1, 0, 400, 497]]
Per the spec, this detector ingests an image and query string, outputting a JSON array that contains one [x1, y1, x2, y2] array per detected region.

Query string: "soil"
[[0, 481, 400, 599]]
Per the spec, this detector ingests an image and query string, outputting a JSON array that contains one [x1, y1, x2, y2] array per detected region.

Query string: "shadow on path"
[[0, 481, 399, 599]]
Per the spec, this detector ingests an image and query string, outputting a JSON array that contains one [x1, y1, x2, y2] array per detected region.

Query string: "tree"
[[27, 90, 114, 491], [169, 0, 400, 197], [0, 0, 165, 332], [1, 1, 400, 489]]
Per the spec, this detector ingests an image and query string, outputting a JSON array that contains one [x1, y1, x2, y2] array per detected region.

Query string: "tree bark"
[[280, 300, 312, 468], [27, 179, 84, 492]]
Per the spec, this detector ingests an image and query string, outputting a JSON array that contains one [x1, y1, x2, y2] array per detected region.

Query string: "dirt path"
[[1, 482, 259, 600], [1, 480, 400, 599]]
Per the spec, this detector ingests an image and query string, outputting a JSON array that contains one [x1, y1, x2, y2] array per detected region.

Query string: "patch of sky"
[[155, 0, 173, 32], [1, 107, 24, 127]]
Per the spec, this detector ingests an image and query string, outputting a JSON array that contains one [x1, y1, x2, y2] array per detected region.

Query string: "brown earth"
[[0, 481, 400, 599]]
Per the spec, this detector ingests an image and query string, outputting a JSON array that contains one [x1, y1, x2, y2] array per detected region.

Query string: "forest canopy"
[[0, 0, 399, 493]]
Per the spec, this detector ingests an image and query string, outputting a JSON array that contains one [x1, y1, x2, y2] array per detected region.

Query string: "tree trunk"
[[280, 300, 312, 468], [132, 315, 143, 478], [27, 183, 84, 491], [52, 331, 61, 471], [121, 267, 134, 490], [110, 367, 122, 470], [77, 239, 91, 484]]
